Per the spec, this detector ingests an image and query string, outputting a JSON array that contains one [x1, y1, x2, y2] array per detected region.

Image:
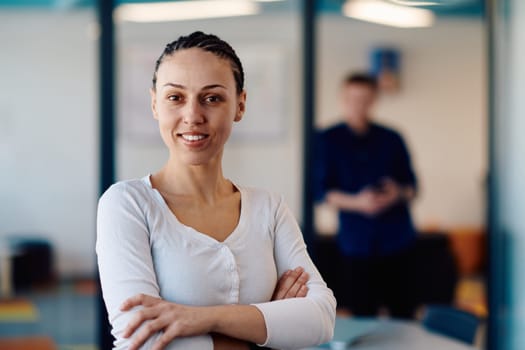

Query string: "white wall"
[[0, 11, 98, 276], [316, 16, 487, 231]]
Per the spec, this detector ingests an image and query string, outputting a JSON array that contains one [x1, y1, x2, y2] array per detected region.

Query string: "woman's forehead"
[[156, 48, 235, 87]]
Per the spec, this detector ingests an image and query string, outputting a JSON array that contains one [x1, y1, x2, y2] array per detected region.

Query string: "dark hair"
[[152, 31, 245, 94], [343, 72, 378, 91]]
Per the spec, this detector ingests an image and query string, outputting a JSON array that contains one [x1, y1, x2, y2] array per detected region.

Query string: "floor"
[[0, 280, 97, 350]]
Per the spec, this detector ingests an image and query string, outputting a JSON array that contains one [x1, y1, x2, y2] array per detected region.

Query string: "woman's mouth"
[[177, 133, 210, 148], [180, 134, 208, 141]]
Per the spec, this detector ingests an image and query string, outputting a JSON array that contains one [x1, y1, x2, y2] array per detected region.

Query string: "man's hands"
[[121, 267, 310, 350], [327, 178, 414, 217]]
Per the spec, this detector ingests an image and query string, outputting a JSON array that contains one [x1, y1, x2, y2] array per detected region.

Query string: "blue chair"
[[422, 305, 480, 344]]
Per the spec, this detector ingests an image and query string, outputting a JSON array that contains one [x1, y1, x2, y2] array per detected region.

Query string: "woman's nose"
[[182, 99, 205, 125]]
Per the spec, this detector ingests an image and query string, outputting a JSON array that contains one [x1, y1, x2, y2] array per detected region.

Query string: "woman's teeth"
[[181, 134, 206, 141]]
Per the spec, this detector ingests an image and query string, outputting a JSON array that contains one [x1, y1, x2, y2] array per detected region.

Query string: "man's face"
[[340, 83, 377, 128]]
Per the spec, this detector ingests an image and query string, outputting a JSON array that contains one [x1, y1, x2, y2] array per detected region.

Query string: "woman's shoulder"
[[238, 184, 281, 201], [99, 176, 153, 208], [237, 185, 287, 215]]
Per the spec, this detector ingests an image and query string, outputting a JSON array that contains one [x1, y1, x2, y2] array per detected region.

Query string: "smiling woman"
[[96, 31, 336, 350]]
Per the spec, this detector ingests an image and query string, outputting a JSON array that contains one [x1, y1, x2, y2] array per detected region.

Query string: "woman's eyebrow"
[[162, 82, 185, 89], [202, 84, 227, 90], [162, 83, 227, 90]]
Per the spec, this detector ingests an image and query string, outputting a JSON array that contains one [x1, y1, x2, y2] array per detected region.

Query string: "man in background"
[[315, 73, 418, 318]]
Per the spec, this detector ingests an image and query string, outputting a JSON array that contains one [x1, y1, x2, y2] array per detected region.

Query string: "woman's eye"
[[205, 95, 221, 103], [168, 95, 181, 101]]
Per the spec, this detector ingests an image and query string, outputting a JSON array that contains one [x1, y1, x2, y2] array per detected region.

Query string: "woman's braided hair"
[[152, 31, 245, 94]]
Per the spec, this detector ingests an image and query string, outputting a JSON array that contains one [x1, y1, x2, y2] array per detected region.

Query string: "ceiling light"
[[115, 0, 260, 23], [387, 0, 440, 5], [343, 0, 435, 28]]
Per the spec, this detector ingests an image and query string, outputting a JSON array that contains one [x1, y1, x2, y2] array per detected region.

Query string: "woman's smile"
[[177, 131, 211, 149]]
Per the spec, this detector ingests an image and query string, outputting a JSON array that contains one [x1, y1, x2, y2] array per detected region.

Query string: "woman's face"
[[150, 48, 246, 166]]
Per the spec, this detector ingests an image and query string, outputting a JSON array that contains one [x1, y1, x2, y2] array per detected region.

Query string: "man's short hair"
[[343, 72, 378, 91]]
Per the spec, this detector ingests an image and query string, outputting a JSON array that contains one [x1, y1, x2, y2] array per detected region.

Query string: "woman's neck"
[[154, 154, 233, 204]]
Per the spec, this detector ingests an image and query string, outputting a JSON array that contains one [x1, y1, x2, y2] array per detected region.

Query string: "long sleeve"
[[392, 133, 417, 189], [252, 195, 336, 349], [313, 130, 340, 202], [96, 184, 213, 350]]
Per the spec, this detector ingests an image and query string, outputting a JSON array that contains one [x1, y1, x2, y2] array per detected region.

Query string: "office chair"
[[422, 305, 480, 344]]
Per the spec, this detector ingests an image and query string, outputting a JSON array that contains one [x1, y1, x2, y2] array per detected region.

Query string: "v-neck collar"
[[142, 174, 247, 247]]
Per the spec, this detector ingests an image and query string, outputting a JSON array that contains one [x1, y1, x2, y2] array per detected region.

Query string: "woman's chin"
[[179, 153, 218, 167]]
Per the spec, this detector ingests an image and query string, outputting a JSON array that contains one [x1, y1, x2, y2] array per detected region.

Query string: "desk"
[[304, 318, 479, 350]]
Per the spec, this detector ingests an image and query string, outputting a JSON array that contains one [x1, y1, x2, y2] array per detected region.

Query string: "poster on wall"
[[370, 47, 401, 93], [118, 44, 288, 144]]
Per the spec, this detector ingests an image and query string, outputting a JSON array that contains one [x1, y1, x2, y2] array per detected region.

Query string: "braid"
[[152, 31, 244, 94]]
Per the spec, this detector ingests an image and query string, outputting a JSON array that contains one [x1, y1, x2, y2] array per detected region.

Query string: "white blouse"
[[96, 175, 336, 350]]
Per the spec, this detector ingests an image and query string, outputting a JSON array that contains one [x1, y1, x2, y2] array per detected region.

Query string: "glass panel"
[[490, 0, 525, 348], [313, 0, 487, 327], [0, 1, 98, 348]]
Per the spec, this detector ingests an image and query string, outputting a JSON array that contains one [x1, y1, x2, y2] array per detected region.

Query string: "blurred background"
[[0, 0, 522, 349]]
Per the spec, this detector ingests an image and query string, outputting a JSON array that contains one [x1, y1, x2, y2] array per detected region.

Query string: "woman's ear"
[[234, 90, 247, 122], [150, 88, 159, 120]]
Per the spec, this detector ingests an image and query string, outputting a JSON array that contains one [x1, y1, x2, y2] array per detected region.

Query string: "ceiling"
[[0, 0, 484, 17]]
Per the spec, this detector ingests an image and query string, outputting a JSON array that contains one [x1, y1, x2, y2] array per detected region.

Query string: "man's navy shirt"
[[315, 122, 417, 257]]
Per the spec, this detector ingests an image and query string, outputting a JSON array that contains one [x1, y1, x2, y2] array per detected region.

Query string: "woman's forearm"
[[209, 305, 267, 345]]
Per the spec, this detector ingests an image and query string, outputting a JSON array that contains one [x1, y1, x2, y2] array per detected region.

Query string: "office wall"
[[1, 11, 485, 276], [0, 11, 98, 276], [317, 17, 486, 230]]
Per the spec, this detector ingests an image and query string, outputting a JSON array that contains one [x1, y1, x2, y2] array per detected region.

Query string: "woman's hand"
[[272, 266, 310, 300], [120, 294, 213, 350]]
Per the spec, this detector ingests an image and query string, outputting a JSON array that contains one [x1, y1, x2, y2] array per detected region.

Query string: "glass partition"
[[488, 0, 525, 348]]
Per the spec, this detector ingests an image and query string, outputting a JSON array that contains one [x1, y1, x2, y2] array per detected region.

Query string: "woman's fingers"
[[121, 293, 159, 311], [273, 267, 310, 300], [272, 269, 291, 299], [296, 284, 309, 298], [285, 271, 309, 298], [128, 319, 165, 350], [151, 328, 177, 350], [123, 306, 160, 338], [273, 268, 301, 300]]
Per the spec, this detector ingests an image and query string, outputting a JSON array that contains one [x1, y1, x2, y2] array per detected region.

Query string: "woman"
[[96, 31, 336, 350]]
